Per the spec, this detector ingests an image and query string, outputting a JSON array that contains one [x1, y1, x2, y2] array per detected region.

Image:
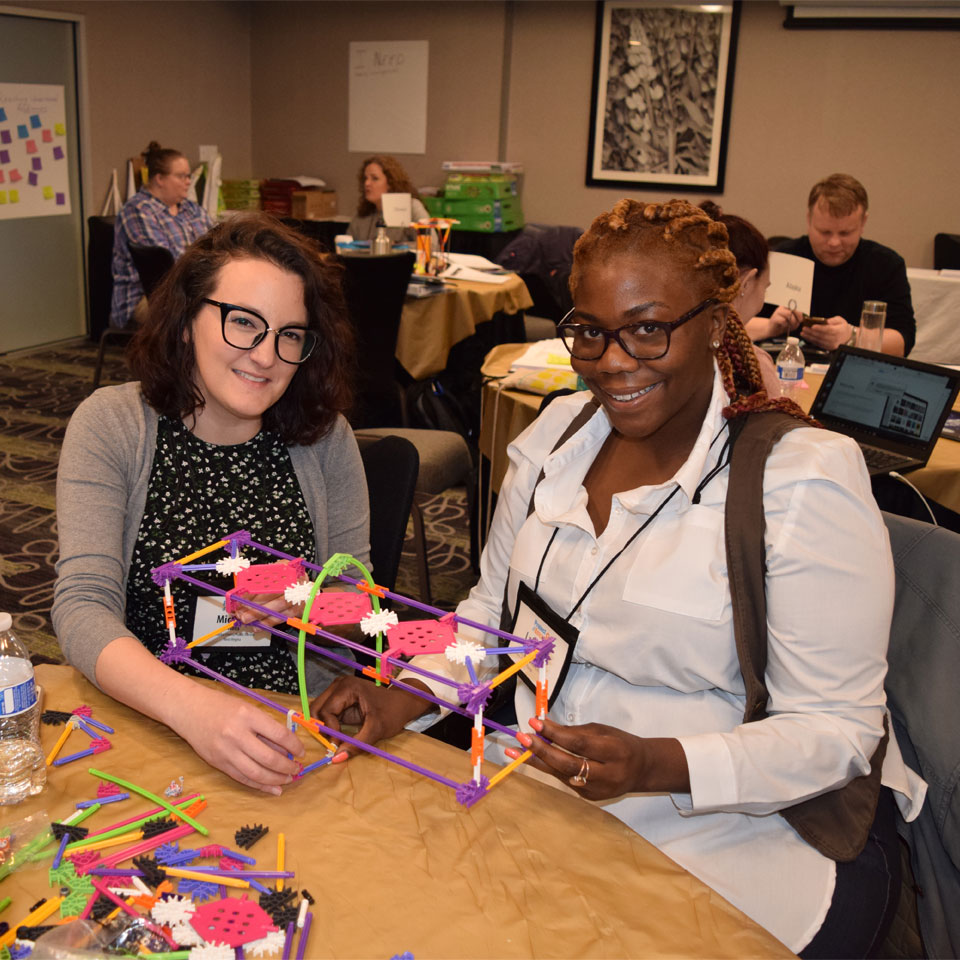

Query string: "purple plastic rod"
[[184, 657, 289, 713], [75, 714, 114, 734], [249, 878, 270, 895], [52, 833, 70, 871], [295, 911, 313, 960], [76, 792, 129, 809], [282, 920, 296, 960], [89, 866, 294, 879], [308, 716, 459, 790], [298, 755, 333, 776], [181, 563, 219, 571], [221, 847, 256, 865]]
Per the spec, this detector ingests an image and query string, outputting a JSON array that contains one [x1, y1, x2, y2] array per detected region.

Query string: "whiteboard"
[[348, 40, 428, 155], [0, 82, 72, 220]]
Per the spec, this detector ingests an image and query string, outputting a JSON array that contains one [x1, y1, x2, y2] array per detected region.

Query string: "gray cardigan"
[[52, 382, 370, 685]]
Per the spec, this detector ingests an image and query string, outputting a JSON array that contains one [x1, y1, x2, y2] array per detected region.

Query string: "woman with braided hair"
[[312, 199, 922, 956]]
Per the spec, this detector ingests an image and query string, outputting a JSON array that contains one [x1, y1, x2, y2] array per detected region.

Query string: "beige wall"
[[11, 0, 960, 266], [508, 0, 960, 267], [250, 0, 507, 213], [12, 0, 253, 213]]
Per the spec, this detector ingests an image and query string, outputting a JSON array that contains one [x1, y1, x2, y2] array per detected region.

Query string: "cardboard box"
[[450, 210, 525, 233], [291, 189, 337, 219]]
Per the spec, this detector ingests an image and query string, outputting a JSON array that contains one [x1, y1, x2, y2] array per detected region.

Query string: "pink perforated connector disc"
[[189, 896, 278, 947], [384, 619, 457, 658], [305, 592, 372, 625]]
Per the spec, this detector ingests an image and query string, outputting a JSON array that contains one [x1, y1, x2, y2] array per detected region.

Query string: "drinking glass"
[[857, 300, 886, 352]]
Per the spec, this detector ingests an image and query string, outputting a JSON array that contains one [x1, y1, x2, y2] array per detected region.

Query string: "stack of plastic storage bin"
[[423, 166, 524, 234]]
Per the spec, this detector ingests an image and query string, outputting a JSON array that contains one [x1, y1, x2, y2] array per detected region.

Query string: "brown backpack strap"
[[726, 410, 888, 862]]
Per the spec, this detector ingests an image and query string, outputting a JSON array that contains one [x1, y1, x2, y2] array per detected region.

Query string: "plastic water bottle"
[[775, 336, 805, 401], [0, 612, 45, 804]]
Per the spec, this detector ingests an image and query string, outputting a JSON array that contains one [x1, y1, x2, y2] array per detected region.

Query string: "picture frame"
[[586, 1, 741, 192]]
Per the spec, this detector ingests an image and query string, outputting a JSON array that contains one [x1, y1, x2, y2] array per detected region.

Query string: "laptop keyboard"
[[860, 445, 912, 472]]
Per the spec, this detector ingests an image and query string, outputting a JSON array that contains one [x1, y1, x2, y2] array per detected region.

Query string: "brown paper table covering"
[[479, 343, 960, 511], [397, 274, 533, 381], [3, 665, 791, 958]]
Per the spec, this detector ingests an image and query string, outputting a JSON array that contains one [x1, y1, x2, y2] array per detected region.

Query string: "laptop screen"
[[816, 349, 957, 446]]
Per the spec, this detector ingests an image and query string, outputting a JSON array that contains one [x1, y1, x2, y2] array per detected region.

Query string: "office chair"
[[356, 426, 474, 605], [92, 244, 175, 390], [356, 433, 419, 597], [340, 251, 416, 429]]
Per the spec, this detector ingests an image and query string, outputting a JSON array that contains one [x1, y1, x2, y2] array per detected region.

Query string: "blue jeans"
[[800, 787, 901, 958]]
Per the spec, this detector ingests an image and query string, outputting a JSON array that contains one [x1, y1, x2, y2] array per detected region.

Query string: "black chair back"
[[357, 433, 419, 595], [340, 251, 415, 428], [129, 244, 176, 297], [87, 215, 116, 341]]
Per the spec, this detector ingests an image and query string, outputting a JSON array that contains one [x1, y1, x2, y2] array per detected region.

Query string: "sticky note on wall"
[[56, 192, 65, 205], [9, 168, 21, 182], [42, 185, 53, 199], [0, 191, 5, 204], [0, 150, 8, 164], [10, 189, 19, 203], [28, 172, 37, 186], [53, 146, 64, 160], [0, 108, 6, 121], [54, 122, 65, 135], [30, 114, 41, 128], [0, 130, 10, 145], [26, 140, 37, 154], [32, 157, 41, 171], [42, 129, 52, 143], [17, 124, 28, 138]]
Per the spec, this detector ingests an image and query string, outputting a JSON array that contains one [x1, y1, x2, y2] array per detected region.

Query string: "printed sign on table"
[[0, 83, 71, 220]]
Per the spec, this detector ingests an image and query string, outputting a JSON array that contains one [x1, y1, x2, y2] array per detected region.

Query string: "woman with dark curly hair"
[[346, 154, 429, 243], [313, 199, 923, 956], [54, 214, 368, 794]]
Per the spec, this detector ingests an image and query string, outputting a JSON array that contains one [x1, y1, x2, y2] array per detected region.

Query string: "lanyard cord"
[[531, 424, 730, 624]]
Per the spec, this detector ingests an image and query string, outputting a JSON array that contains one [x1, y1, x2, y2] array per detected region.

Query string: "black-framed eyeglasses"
[[202, 298, 318, 365], [557, 298, 719, 362]]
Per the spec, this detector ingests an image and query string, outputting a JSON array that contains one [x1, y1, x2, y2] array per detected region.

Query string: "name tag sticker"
[[193, 595, 270, 647]]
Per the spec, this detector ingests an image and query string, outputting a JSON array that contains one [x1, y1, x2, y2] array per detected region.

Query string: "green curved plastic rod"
[[297, 553, 384, 721], [87, 769, 208, 836]]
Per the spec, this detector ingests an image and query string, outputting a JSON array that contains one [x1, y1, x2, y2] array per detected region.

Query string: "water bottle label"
[[777, 364, 804, 382], [0, 676, 36, 716]]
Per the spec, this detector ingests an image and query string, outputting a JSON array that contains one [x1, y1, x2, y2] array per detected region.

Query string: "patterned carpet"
[[0, 340, 476, 663]]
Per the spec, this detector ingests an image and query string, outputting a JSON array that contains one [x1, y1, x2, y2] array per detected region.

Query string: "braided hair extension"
[[570, 199, 818, 426]]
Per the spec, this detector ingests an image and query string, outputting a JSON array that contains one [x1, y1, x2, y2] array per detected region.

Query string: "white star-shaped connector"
[[245, 929, 287, 957], [283, 580, 315, 604], [444, 639, 488, 664], [215, 555, 251, 575], [170, 922, 204, 947], [189, 943, 234, 960], [360, 609, 399, 636], [151, 895, 196, 925]]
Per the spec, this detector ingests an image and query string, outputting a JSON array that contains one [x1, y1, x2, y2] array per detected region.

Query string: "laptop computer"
[[809, 345, 960, 476]]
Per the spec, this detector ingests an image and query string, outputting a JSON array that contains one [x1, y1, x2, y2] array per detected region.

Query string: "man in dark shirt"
[[777, 174, 915, 356]]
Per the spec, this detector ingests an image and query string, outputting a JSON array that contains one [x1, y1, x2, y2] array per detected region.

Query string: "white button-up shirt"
[[407, 367, 924, 952]]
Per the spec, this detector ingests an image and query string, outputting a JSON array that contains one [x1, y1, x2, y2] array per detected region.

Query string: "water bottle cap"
[[786, 336, 800, 345], [0, 612, 11, 632]]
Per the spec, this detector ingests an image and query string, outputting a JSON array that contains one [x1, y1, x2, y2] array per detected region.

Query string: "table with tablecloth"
[[479, 343, 960, 514], [2, 664, 790, 958], [397, 274, 532, 380], [908, 267, 960, 364]]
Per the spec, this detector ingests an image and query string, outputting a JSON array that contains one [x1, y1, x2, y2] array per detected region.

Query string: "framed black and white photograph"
[[586, 1, 741, 192]]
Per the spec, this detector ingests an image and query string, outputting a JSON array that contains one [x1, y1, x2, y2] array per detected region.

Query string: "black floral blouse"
[[125, 416, 316, 693]]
